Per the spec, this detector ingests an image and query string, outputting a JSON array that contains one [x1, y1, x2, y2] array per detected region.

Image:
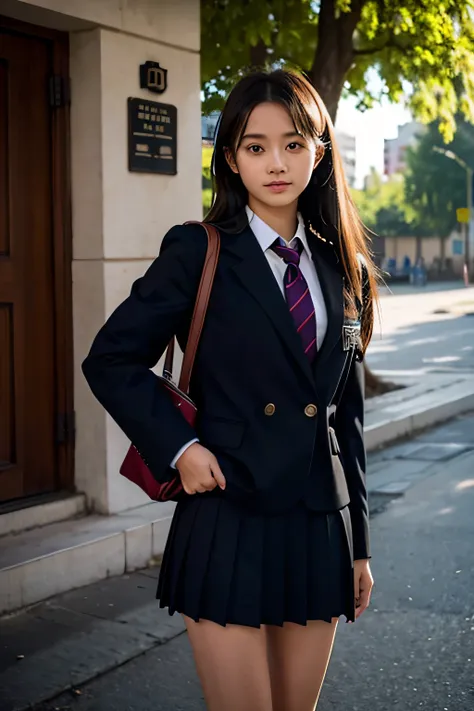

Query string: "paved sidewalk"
[[1, 414, 473, 711]]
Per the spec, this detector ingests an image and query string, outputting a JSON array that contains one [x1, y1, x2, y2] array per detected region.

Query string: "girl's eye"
[[248, 145, 263, 154], [287, 142, 303, 151]]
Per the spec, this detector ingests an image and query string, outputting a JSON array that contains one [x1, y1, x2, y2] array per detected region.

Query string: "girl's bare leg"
[[183, 615, 273, 711], [266, 617, 339, 711]]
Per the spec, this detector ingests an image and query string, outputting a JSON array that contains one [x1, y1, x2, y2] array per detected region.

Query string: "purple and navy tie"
[[271, 238, 317, 362]]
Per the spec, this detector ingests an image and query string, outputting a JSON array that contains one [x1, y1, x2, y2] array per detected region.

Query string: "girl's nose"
[[268, 153, 288, 174]]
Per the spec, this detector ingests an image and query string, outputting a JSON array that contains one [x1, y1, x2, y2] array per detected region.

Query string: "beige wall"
[[5, 0, 201, 514], [4, 0, 199, 48], [385, 236, 444, 265], [69, 17, 201, 513], [384, 234, 466, 275], [385, 236, 419, 264]]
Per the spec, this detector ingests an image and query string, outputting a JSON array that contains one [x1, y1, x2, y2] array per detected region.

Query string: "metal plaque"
[[128, 98, 177, 175]]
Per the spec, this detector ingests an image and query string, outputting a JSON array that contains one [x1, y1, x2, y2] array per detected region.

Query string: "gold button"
[[264, 403, 276, 416], [304, 404, 317, 418]]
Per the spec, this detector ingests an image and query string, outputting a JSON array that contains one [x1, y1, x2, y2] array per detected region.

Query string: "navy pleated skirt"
[[157, 495, 355, 628]]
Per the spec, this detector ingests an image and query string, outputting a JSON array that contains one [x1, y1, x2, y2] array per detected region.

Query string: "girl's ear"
[[224, 147, 239, 174], [313, 141, 326, 170], [314, 141, 325, 169]]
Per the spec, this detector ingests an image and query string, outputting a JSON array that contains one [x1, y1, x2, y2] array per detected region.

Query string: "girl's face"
[[226, 102, 323, 212]]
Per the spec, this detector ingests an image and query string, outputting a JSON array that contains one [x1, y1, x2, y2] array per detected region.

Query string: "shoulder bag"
[[119, 221, 221, 501]]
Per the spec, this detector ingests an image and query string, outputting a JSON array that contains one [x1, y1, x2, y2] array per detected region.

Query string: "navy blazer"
[[82, 216, 370, 559]]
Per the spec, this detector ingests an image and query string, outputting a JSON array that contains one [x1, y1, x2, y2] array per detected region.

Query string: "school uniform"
[[82, 207, 370, 628]]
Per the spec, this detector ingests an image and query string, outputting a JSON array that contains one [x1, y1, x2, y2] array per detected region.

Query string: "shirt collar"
[[245, 206, 312, 258]]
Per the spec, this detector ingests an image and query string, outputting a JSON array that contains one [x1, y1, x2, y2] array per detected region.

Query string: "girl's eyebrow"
[[241, 131, 302, 141]]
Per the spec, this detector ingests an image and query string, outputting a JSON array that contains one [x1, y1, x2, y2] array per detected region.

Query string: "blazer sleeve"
[[81, 223, 208, 483], [335, 355, 371, 560]]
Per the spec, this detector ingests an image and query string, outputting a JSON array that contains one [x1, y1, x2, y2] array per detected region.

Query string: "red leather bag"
[[119, 222, 220, 501]]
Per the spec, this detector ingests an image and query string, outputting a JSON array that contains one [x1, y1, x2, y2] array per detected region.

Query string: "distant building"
[[202, 111, 221, 141], [334, 130, 356, 187], [384, 122, 424, 175]]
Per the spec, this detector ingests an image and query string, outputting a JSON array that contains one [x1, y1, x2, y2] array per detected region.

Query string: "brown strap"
[[162, 222, 220, 394]]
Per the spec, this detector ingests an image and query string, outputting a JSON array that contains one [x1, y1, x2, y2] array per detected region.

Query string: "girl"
[[82, 69, 376, 711]]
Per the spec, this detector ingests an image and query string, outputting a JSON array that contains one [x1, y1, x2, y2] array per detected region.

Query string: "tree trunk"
[[250, 38, 268, 68], [416, 235, 422, 261], [310, 0, 364, 122], [440, 234, 446, 271]]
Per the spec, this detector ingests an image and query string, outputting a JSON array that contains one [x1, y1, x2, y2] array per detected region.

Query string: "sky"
[[335, 93, 413, 188]]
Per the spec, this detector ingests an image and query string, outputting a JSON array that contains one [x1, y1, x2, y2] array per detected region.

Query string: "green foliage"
[[202, 145, 213, 189], [203, 188, 213, 215], [404, 119, 474, 237], [202, 0, 474, 139], [202, 145, 214, 215], [352, 170, 415, 236]]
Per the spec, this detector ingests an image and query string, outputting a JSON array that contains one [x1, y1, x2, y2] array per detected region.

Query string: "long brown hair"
[[205, 69, 377, 353]]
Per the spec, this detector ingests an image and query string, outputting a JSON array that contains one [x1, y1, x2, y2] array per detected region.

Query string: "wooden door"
[[0, 19, 73, 504]]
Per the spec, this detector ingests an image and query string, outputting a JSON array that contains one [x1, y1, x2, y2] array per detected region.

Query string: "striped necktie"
[[271, 237, 317, 362]]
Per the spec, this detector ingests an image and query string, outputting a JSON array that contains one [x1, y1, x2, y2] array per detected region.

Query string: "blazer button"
[[264, 403, 276, 416], [304, 404, 318, 418]]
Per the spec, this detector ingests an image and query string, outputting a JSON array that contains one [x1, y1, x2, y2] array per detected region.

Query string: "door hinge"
[[56, 411, 76, 445], [49, 75, 70, 108]]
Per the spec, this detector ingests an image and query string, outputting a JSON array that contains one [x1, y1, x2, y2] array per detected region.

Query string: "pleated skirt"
[[157, 495, 355, 628]]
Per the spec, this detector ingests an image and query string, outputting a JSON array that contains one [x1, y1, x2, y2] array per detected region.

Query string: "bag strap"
[[162, 221, 221, 394]]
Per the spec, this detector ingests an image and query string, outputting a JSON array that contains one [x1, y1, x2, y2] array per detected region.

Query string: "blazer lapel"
[[305, 230, 344, 369], [227, 225, 316, 389]]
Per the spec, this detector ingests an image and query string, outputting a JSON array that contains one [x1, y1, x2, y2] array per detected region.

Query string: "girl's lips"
[[265, 183, 291, 193]]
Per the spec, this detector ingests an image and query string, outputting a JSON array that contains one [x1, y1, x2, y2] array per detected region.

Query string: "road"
[[367, 282, 474, 377], [12, 414, 472, 711]]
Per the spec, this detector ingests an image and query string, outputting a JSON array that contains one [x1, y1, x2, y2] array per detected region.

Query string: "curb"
[[364, 392, 474, 452]]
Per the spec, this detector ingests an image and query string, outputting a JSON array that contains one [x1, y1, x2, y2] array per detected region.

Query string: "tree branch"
[[353, 35, 408, 56], [353, 43, 389, 56]]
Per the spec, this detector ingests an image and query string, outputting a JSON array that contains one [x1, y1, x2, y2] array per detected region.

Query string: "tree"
[[404, 119, 474, 265], [202, 0, 474, 135], [201, 0, 474, 396]]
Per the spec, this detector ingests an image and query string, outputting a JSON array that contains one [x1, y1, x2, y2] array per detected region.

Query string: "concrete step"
[[0, 493, 87, 538], [0, 501, 175, 615]]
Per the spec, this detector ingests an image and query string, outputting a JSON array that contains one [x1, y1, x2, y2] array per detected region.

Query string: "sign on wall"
[[139, 61, 168, 94], [128, 98, 177, 175], [456, 207, 470, 224], [452, 239, 464, 255]]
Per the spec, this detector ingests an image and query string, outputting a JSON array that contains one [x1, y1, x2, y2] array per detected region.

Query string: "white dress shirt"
[[169, 206, 328, 468], [244, 206, 328, 348]]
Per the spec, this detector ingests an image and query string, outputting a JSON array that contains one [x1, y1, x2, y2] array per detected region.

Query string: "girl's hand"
[[353, 559, 374, 620], [176, 442, 226, 495]]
